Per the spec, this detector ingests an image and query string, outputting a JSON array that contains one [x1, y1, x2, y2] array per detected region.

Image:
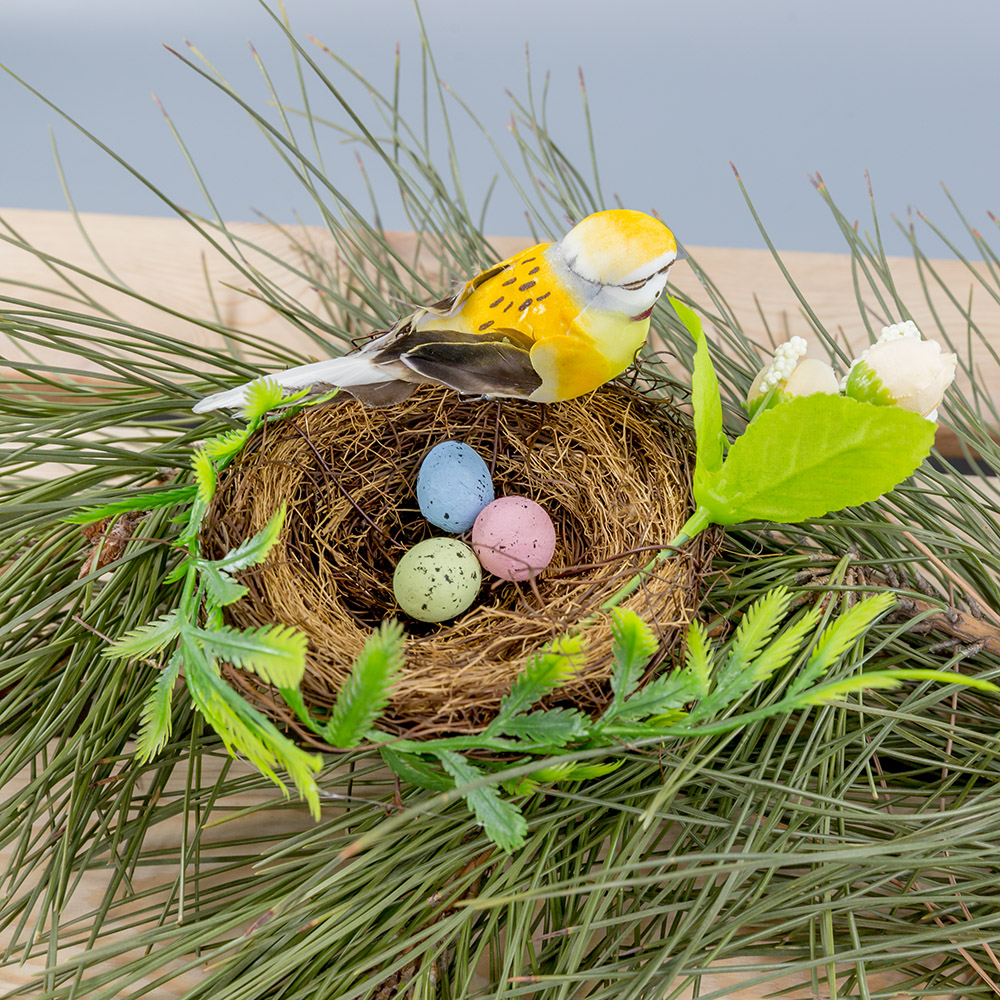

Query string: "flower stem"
[[599, 505, 713, 612]]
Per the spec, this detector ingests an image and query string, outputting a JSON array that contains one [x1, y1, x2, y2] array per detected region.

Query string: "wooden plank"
[[2, 208, 996, 388]]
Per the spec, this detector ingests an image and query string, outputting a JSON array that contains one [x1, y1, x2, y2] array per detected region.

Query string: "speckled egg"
[[392, 537, 482, 622], [416, 441, 494, 533], [472, 496, 557, 582]]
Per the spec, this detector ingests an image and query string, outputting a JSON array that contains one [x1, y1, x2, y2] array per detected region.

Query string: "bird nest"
[[202, 384, 716, 735]]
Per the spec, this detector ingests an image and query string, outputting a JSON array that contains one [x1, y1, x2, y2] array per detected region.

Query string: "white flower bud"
[[747, 340, 839, 416], [843, 324, 957, 419]]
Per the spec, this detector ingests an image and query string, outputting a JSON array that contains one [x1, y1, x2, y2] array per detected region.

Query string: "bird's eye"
[[621, 278, 648, 291]]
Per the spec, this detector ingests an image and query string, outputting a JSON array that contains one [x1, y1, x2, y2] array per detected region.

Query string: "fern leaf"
[[494, 707, 589, 746], [211, 503, 286, 572], [616, 672, 697, 721], [195, 623, 308, 688], [795, 668, 998, 706], [692, 603, 824, 720], [489, 633, 587, 729], [608, 609, 659, 712], [202, 427, 250, 462], [64, 485, 197, 524], [240, 378, 287, 421], [788, 592, 897, 697], [103, 612, 180, 660], [180, 633, 322, 818], [134, 651, 182, 761], [323, 620, 404, 748], [200, 564, 249, 608], [725, 586, 793, 675], [240, 379, 309, 423], [436, 749, 528, 853], [682, 620, 714, 699], [380, 746, 454, 793], [192, 448, 216, 504]]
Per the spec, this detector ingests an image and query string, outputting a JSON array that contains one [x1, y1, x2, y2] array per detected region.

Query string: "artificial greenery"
[[2, 4, 1000, 997]]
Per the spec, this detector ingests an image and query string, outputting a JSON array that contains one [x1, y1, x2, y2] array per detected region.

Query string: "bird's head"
[[556, 209, 679, 320]]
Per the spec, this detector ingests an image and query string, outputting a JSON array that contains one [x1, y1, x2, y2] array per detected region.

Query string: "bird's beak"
[[674, 246, 689, 262]]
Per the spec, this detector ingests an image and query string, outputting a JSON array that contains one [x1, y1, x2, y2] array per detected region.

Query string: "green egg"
[[392, 537, 482, 623]]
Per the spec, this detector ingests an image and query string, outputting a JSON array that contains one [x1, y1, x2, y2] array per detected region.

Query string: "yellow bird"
[[192, 209, 678, 412]]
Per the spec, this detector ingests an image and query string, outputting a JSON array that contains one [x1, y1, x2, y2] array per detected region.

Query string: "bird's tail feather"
[[192, 354, 387, 413]]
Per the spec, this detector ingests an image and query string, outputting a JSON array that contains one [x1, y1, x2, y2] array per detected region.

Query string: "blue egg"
[[416, 441, 495, 533]]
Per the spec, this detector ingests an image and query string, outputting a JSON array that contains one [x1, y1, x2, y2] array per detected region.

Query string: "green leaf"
[[241, 379, 309, 423], [669, 295, 725, 483], [134, 651, 182, 762], [495, 708, 589, 746], [163, 558, 193, 585], [192, 448, 216, 505], [180, 633, 322, 819], [727, 587, 793, 669], [788, 592, 897, 697], [211, 503, 286, 572], [695, 395, 935, 525], [616, 672, 697, 721], [194, 623, 308, 688], [508, 758, 624, 795], [380, 746, 454, 793], [682, 620, 714, 699], [102, 612, 180, 660], [488, 634, 587, 731], [177, 497, 209, 548], [797, 668, 999, 706], [607, 609, 659, 716], [241, 378, 288, 422], [200, 564, 249, 607], [435, 749, 528, 853], [324, 621, 404, 748], [64, 485, 197, 524], [531, 760, 623, 784], [202, 427, 250, 462]]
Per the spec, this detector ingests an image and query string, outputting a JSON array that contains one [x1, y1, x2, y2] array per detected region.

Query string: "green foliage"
[[195, 623, 308, 688], [669, 295, 725, 489], [134, 650, 182, 761], [606, 608, 658, 713], [698, 394, 937, 525], [435, 749, 528, 853], [103, 611, 181, 660], [201, 426, 250, 462], [323, 620, 405, 747], [240, 378, 308, 421], [487, 633, 587, 731], [366, 586, 995, 850], [192, 447, 216, 504], [211, 504, 287, 572], [62, 484, 197, 524]]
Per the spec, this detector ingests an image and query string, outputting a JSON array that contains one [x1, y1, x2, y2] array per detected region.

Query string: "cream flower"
[[747, 339, 839, 416], [843, 322, 957, 420]]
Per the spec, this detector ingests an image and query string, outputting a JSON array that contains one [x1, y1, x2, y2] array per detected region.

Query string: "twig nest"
[[202, 384, 714, 734]]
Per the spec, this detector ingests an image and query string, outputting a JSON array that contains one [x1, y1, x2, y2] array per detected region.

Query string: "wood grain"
[[2, 207, 996, 386]]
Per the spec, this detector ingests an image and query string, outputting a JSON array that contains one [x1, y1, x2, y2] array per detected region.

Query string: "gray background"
[[2, 0, 996, 254]]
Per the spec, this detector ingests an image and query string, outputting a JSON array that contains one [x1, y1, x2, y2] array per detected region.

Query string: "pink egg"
[[472, 496, 556, 582]]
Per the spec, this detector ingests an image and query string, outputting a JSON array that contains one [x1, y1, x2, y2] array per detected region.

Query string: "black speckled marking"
[[528, 266, 540, 275], [478, 320, 494, 331], [536, 291, 551, 301], [489, 296, 504, 308], [518, 280, 536, 291], [517, 299, 532, 311]]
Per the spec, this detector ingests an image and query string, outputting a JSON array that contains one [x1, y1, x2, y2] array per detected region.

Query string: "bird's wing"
[[397, 333, 542, 397]]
